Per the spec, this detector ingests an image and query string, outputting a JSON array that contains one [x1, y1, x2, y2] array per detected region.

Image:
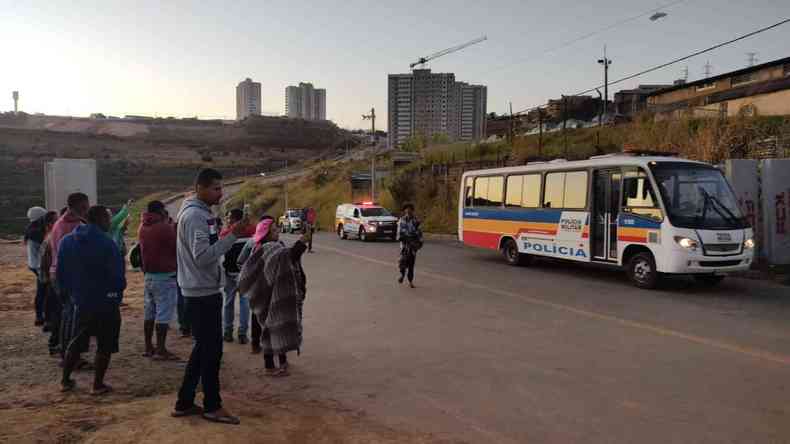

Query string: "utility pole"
[[362, 108, 376, 202], [595, 88, 603, 127], [597, 45, 612, 121], [562, 95, 568, 158], [537, 107, 544, 158], [509, 101, 514, 146], [284, 159, 288, 211]]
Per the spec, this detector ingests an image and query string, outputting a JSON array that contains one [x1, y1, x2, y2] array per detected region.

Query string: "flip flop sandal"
[[265, 368, 290, 378], [90, 385, 113, 396], [202, 412, 240, 425], [171, 405, 204, 418], [60, 379, 76, 392]]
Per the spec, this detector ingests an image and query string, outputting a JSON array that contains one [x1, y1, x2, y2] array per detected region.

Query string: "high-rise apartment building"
[[285, 86, 302, 118], [387, 69, 486, 148], [284, 82, 327, 120], [236, 78, 262, 120], [313, 89, 326, 121], [456, 82, 487, 142]]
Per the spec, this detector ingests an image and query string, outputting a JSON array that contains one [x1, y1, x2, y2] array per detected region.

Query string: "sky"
[[2, 0, 789, 130]]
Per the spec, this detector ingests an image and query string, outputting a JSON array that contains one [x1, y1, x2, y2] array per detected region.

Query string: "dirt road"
[[0, 243, 451, 444]]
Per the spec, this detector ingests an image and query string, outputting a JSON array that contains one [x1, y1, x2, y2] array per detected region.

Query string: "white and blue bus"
[[458, 155, 755, 288]]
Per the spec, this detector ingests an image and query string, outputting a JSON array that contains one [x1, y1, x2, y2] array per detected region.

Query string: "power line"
[[514, 17, 790, 115], [485, 0, 691, 75]]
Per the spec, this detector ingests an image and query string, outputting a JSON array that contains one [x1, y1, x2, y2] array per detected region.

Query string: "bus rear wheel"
[[626, 252, 660, 289], [502, 238, 530, 266], [693, 275, 725, 286]]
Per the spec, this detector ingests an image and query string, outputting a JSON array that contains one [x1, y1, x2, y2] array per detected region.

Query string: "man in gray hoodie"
[[172, 168, 246, 425]]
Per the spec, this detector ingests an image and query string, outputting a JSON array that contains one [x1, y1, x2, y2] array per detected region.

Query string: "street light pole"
[[362, 108, 376, 202], [597, 45, 612, 123]]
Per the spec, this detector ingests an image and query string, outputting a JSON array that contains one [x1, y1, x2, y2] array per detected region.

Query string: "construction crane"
[[410, 35, 488, 69]]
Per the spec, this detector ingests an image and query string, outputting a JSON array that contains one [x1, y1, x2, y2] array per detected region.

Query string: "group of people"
[[23, 167, 422, 426], [24, 193, 130, 395]]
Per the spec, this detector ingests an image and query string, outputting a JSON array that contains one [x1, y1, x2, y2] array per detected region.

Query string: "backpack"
[[128, 243, 143, 270]]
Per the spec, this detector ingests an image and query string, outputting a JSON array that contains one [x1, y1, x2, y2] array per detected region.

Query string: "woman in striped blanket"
[[238, 216, 309, 377]]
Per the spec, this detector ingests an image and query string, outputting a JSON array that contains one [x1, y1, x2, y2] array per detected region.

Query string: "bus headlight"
[[743, 238, 755, 249], [674, 236, 699, 250]]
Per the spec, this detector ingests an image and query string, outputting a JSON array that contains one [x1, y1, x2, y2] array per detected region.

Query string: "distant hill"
[[0, 113, 351, 236]]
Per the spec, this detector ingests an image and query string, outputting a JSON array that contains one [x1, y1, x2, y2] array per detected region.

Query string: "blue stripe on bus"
[[617, 214, 661, 229], [463, 208, 564, 223]]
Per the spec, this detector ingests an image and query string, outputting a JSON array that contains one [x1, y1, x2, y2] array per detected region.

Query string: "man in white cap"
[[25, 206, 49, 326]]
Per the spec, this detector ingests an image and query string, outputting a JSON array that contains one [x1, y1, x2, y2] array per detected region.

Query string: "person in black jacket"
[[57, 206, 126, 395], [397, 203, 423, 288]]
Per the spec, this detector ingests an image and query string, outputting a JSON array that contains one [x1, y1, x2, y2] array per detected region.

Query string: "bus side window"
[[543, 173, 565, 209], [507, 174, 541, 208], [622, 169, 663, 221], [473, 176, 504, 207], [487, 176, 504, 207], [464, 177, 474, 207], [506, 175, 524, 208], [473, 177, 489, 206]]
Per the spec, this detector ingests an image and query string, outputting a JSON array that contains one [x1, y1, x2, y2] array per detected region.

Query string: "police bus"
[[458, 154, 755, 288]]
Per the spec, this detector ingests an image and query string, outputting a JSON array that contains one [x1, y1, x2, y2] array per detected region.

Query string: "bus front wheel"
[[626, 252, 660, 289], [502, 238, 530, 266]]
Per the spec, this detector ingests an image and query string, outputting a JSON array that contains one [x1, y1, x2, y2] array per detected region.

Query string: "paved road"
[[266, 232, 790, 443]]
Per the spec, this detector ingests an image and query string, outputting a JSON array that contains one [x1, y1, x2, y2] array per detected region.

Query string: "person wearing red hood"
[[137, 200, 179, 360]]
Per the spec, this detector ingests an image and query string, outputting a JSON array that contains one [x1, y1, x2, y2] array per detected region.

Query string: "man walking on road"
[[172, 168, 245, 425], [138, 200, 180, 360], [220, 208, 255, 344], [303, 207, 317, 253], [58, 205, 126, 395], [397, 203, 423, 288]]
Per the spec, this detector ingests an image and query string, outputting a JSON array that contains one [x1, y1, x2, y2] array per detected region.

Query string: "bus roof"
[[461, 155, 709, 177]]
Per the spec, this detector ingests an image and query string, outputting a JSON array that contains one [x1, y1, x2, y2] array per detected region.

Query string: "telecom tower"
[[12, 91, 19, 113], [703, 61, 713, 78], [747, 52, 759, 67]]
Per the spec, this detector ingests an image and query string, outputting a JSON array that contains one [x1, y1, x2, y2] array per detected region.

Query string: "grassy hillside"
[[225, 160, 395, 232], [115, 114, 790, 240]]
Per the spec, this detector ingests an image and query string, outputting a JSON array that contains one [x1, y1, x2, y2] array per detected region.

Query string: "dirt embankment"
[[0, 113, 354, 236], [0, 243, 452, 444]]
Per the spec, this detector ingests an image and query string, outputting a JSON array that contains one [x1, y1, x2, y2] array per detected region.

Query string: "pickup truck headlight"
[[743, 238, 755, 249]]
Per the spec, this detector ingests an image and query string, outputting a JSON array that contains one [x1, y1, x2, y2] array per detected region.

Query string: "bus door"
[[592, 169, 621, 261]]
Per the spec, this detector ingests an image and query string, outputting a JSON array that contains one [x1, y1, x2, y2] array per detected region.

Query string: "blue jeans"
[[144, 275, 178, 325], [222, 274, 249, 336]]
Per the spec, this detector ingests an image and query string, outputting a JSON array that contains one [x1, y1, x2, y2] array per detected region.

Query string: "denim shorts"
[[144, 275, 178, 324]]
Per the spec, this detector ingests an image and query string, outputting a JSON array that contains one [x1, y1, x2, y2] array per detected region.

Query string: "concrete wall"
[[725, 159, 761, 256], [44, 159, 98, 211], [760, 159, 790, 265]]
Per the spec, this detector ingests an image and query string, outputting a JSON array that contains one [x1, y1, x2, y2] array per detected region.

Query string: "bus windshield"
[[649, 162, 747, 230]]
